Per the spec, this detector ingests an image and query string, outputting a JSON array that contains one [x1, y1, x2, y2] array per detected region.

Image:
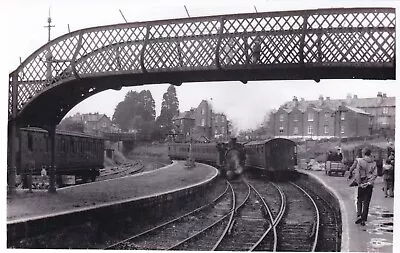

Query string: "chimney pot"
[[293, 96, 298, 101], [319, 95, 324, 100], [377, 92, 382, 97]]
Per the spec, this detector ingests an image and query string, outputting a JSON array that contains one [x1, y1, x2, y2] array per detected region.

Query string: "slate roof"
[[345, 106, 370, 115], [278, 95, 395, 113], [172, 111, 195, 120]]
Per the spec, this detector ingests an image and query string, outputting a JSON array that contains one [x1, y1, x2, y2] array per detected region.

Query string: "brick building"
[[271, 92, 392, 139], [172, 100, 229, 142]]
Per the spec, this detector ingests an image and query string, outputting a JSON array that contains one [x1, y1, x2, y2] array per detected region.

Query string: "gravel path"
[[7, 161, 217, 222]]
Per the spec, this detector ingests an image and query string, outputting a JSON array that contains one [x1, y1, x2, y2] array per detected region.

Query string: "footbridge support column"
[[7, 119, 18, 194], [48, 127, 57, 193]]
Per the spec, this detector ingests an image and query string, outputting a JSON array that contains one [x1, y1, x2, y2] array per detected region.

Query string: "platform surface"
[[7, 161, 218, 223], [300, 169, 395, 252]]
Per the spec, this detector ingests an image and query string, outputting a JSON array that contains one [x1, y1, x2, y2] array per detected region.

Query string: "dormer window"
[[293, 114, 298, 122], [340, 112, 346, 120], [280, 114, 284, 122], [383, 107, 389, 114]]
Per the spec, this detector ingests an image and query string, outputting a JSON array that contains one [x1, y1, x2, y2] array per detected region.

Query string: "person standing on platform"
[[354, 149, 378, 226], [382, 159, 394, 198]]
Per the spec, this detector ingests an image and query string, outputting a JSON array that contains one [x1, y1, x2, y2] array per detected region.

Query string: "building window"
[[293, 127, 299, 135], [102, 122, 107, 127], [308, 125, 313, 135], [382, 117, 389, 125], [215, 116, 219, 123], [340, 112, 345, 120], [221, 126, 225, 134], [221, 117, 225, 123], [324, 125, 329, 134], [369, 117, 374, 124], [215, 129, 218, 135], [308, 113, 313, 121], [181, 119, 184, 125], [279, 126, 284, 133], [383, 107, 389, 114], [293, 114, 298, 122], [341, 125, 345, 134], [280, 114, 284, 122], [201, 108, 205, 115], [201, 118, 205, 127]]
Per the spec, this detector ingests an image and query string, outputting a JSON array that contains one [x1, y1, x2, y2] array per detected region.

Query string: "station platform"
[[7, 161, 218, 223], [299, 169, 394, 252]]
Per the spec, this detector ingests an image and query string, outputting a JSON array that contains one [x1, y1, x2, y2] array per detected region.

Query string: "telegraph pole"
[[44, 8, 57, 193]]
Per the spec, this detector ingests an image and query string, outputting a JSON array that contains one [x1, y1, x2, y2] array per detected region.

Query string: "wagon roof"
[[244, 137, 295, 146], [20, 127, 104, 139]]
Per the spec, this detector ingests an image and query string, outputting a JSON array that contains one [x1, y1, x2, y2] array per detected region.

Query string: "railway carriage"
[[10, 127, 104, 186], [244, 138, 297, 177], [167, 142, 218, 164]]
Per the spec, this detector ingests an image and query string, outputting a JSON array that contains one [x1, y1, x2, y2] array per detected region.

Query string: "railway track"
[[104, 176, 339, 251], [104, 181, 235, 250]]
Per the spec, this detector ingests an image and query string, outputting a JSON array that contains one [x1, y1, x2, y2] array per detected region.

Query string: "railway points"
[[299, 169, 394, 252]]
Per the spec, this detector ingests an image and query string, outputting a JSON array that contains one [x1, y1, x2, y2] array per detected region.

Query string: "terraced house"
[[271, 92, 395, 140]]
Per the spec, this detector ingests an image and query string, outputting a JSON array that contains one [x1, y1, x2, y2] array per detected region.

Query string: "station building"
[[271, 92, 395, 140]]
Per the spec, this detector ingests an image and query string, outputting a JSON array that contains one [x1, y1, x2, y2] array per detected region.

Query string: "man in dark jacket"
[[354, 149, 378, 226]]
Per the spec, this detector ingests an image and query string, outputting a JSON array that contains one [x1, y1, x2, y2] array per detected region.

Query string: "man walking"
[[354, 149, 378, 226]]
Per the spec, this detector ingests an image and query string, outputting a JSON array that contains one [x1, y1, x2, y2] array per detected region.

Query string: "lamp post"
[[186, 128, 195, 168]]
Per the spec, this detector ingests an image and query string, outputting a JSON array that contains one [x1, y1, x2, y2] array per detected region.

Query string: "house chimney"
[[377, 91, 383, 104], [318, 95, 324, 106], [326, 97, 330, 100], [346, 93, 352, 105], [293, 96, 299, 107], [383, 93, 387, 98], [300, 97, 305, 102], [353, 95, 358, 99]]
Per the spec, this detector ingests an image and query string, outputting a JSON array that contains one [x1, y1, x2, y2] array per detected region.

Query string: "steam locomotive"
[[168, 138, 245, 179]]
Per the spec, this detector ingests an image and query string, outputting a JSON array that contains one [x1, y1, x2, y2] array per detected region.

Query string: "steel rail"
[[212, 180, 251, 250], [289, 182, 321, 252], [167, 181, 236, 250], [247, 181, 286, 252], [104, 181, 230, 250]]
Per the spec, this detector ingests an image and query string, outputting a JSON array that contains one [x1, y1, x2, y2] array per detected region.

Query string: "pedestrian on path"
[[354, 149, 378, 226]]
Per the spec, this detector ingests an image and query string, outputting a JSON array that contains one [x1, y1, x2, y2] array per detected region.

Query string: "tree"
[[156, 85, 180, 135], [112, 90, 156, 132]]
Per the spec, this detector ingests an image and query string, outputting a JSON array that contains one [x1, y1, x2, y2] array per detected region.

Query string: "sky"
[[1, 0, 399, 131]]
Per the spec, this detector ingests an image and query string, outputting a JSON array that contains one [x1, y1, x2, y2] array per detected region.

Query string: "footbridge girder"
[[9, 7, 395, 128]]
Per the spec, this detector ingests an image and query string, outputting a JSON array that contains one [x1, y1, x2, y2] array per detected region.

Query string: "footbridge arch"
[[9, 7, 395, 128]]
